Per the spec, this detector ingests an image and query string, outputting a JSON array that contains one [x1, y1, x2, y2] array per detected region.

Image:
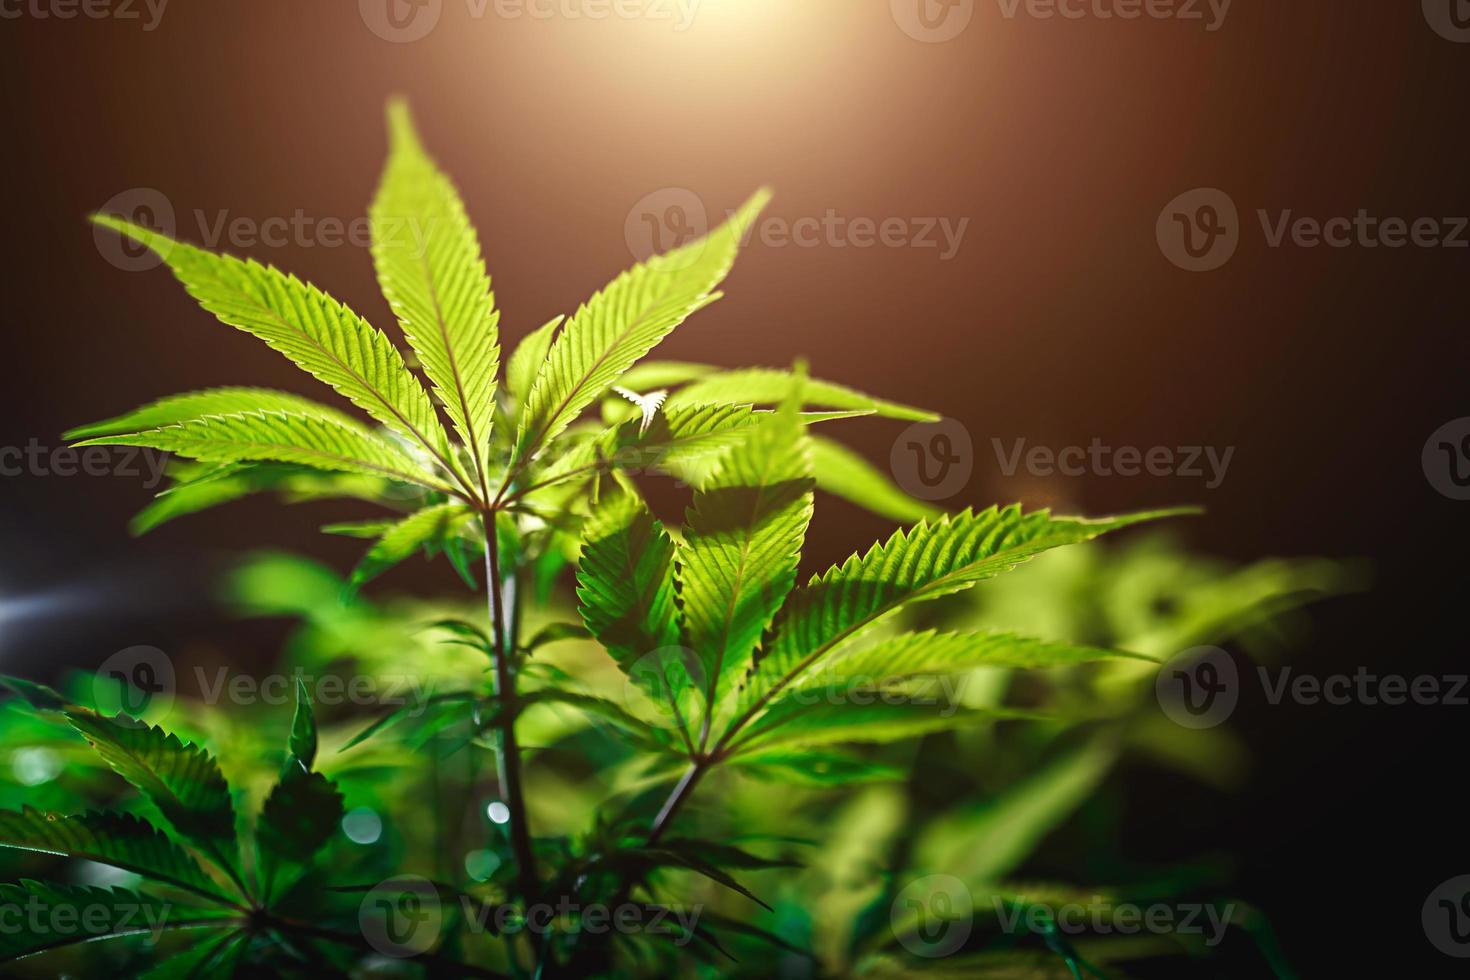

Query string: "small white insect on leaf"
[[612, 386, 669, 435]]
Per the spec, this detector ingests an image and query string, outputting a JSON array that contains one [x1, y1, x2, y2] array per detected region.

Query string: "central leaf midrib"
[[173, 427, 449, 490], [407, 208, 494, 497], [700, 443, 789, 704]]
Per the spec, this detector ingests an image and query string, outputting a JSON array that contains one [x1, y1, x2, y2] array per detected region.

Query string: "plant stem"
[[612, 761, 710, 906], [562, 759, 711, 974], [648, 760, 706, 845], [482, 515, 539, 906]]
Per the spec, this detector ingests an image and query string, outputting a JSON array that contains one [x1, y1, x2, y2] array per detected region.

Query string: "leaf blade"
[[257, 766, 344, 901], [735, 506, 1190, 720], [349, 502, 474, 589], [65, 386, 363, 440], [65, 712, 240, 882], [513, 191, 770, 466], [287, 677, 317, 769], [732, 701, 1034, 754], [90, 214, 457, 477], [139, 928, 248, 980], [506, 315, 565, 400], [914, 741, 1118, 882], [0, 808, 233, 905], [667, 368, 939, 422], [0, 881, 193, 963], [678, 405, 814, 712], [371, 100, 500, 486], [77, 411, 454, 492], [575, 492, 687, 717], [808, 434, 941, 523], [794, 630, 1153, 690]]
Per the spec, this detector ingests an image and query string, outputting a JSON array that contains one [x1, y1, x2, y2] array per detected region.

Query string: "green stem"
[[562, 759, 711, 974], [648, 760, 706, 844], [482, 516, 539, 906]]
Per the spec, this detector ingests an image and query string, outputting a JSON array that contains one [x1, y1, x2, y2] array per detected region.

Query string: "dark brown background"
[[1, 1, 1466, 973]]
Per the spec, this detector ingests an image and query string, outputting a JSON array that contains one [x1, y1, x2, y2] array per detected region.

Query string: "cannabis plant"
[[0, 677, 398, 975], [0, 101, 1208, 977]]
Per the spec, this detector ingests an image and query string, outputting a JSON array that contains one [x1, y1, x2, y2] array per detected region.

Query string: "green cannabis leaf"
[[371, 98, 501, 498], [0, 682, 412, 976], [677, 379, 814, 718], [734, 504, 1186, 718], [77, 411, 454, 491], [0, 881, 195, 962], [66, 711, 242, 882], [0, 808, 230, 905], [88, 215, 461, 487], [510, 190, 770, 475], [576, 491, 686, 721]]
